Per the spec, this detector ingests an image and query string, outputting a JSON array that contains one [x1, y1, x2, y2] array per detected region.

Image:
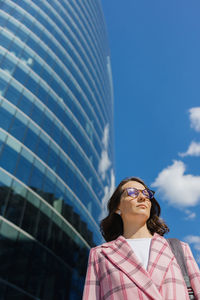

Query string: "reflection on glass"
[[0, 185, 90, 299]]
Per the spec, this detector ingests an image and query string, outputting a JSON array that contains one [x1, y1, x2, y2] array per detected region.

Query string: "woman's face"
[[118, 180, 152, 222]]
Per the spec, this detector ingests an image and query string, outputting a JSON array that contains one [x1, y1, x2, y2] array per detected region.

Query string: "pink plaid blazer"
[[83, 233, 200, 299]]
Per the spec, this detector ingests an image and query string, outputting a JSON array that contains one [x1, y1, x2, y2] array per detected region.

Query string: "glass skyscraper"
[[0, 0, 114, 299]]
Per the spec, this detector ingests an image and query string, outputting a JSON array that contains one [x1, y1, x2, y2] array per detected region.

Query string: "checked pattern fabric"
[[83, 233, 200, 300]]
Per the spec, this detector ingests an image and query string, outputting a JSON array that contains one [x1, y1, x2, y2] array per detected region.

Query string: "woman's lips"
[[137, 204, 147, 208]]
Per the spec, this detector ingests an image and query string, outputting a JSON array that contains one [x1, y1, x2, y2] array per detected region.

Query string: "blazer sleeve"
[[82, 248, 100, 300], [182, 242, 200, 300]]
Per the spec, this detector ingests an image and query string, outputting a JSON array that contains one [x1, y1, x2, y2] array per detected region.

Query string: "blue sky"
[[101, 0, 200, 264]]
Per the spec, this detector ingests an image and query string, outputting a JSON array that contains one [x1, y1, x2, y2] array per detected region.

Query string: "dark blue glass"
[[23, 126, 39, 152], [13, 66, 28, 85], [15, 154, 32, 184], [0, 144, 19, 174], [29, 166, 44, 192], [0, 107, 13, 131], [9, 116, 27, 142]]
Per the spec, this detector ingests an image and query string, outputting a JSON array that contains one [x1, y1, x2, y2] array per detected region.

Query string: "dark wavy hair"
[[100, 177, 169, 242]]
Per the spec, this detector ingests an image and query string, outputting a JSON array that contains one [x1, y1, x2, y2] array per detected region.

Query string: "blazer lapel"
[[101, 236, 163, 300], [148, 233, 174, 290]]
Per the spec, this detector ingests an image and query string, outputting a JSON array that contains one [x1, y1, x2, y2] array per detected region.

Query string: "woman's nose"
[[137, 191, 146, 201]]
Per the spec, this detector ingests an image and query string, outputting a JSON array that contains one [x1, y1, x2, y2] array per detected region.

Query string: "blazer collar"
[[101, 233, 174, 299], [147, 233, 175, 287]]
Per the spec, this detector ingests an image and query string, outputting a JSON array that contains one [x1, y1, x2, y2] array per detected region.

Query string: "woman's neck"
[[123, 222, 153, 239]]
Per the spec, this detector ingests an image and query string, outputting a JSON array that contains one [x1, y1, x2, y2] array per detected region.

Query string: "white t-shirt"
[[126, 238, 152, 270]]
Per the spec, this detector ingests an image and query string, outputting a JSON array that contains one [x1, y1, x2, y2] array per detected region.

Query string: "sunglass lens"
[[128, 189, 138, 197], [148, 190, 154, 199]]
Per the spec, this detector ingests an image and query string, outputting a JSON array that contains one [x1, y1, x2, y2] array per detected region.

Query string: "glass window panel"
[[52, 196, 63, 215], [0, 56, 16, 75], [0, 47, 6, 62], [47, 145, 58, 171], [0, 220, 18, 240], [21, 147, 34, 164], [34, 158, 45, 174], [5, 286, 34, 300], [30, 102, 44, 125], [25, 243, 46, 297], [0, 128, 7, 143], [22, 14, 34, 28], [15, 153, 32, 184], [23, 126, 39, 152], [36, 136, 49, 163], [26, 189, 40, 208], [6, 19, 20, 35], [36, 210, 51, 245], [18, 93, 34, 116], [21, 201, 39, 237], [6, 135, 21, 153], [0, 144, 18, 174], [1, 2, 13, 14], [1, 98, 16, 114], [29, 55, 42, 74], [9, 38, 24, 58], [17, 27, 29, 42], [9, 115, 27, 142], [41, 67, 53, 85], [0, 169, 12, 188], [0, 13, 7, 27], [54, 181, 65, 203], [25, 73, 39, 95], [4, 82, 21, 106], [41, 112, 54, 136], [12, 179, 27, 199], [29, 165, 44, 192], [45, 94, 59, 114], [9, 237, 29, 290], [48, 222, 61, 254], [56, 156, 67, 181], [0, 281, 7, 299], [0, 184, 10, 216], [0, 31, 12, 49], [52, 211, 62, 227], [0, 77, 8, 96], [51, 120, 62, 145], [40, 201, 52, 219], [42, 174, 56, 204], [13, 66, 28, 85], [4, 189, 25, 226], [36, 83, 49, 106], [15, 109, 29, 128], [25, 2, 38, 17], [0, 222, 18, 281]]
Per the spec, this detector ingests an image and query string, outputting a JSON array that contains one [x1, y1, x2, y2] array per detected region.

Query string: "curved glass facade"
[[0, 0, 114, 299]]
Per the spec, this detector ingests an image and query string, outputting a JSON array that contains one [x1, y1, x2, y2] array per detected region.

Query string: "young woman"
[[83, 177, 200, 299]]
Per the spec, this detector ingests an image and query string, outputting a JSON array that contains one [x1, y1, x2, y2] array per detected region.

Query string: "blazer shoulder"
[[91, 239, 117, 252]]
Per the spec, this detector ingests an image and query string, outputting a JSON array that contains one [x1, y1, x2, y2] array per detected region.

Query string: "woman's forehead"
[[121, 180, 145, 190]]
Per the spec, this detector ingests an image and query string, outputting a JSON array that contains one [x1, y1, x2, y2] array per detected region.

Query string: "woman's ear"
[[116, 209, 121, 215]]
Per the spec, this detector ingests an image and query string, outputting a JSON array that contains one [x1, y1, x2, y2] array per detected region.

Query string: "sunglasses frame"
[[125, 187, 155, 200]]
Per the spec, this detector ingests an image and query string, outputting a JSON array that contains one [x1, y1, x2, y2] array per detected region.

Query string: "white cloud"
[[184, 209, 196, 220], [179, 141, 200, 157], [98, 150, 111, 180], [151, 160, 200, 207], [189, 107, 200, 132], [99, 169, 115, 220], [102, 124, 109, 149], [98, 124, 111, 180], [184, 235, 200, 251]]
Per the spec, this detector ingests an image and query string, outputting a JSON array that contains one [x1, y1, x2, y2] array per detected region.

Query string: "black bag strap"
[[168, 238, 188, 278], [168, 238, 195, 299]]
